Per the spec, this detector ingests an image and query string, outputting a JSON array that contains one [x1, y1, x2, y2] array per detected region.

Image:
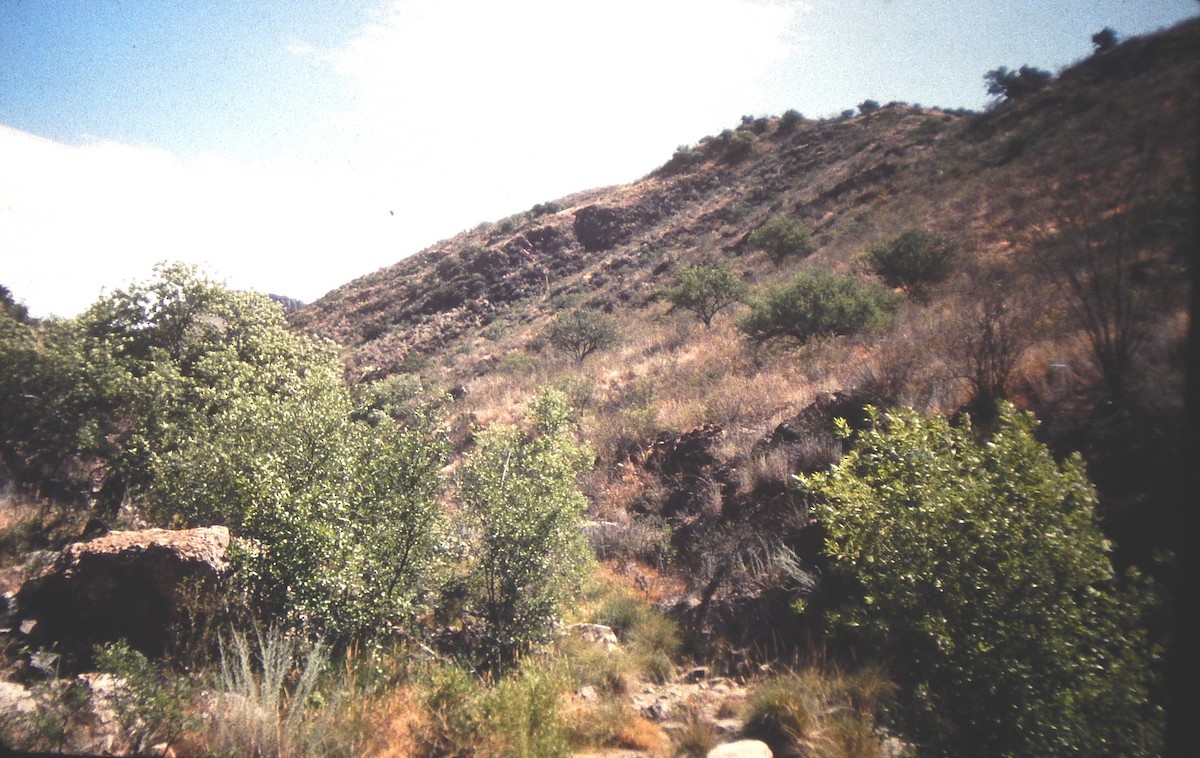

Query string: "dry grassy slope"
[[291, 19, 1197, 396]]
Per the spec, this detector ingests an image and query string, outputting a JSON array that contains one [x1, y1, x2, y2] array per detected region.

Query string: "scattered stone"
[[685, 666, 710, 683], [641, 698, 672, 721], [567, 623, 620, 650], [28, 649, 61, 680], [707, 739, 773, 758], [578, 685, 598, 701], [0, 679, 35, 715]]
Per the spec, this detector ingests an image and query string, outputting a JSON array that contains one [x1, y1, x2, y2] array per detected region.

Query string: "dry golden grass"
[[358, 687, 428, 758]]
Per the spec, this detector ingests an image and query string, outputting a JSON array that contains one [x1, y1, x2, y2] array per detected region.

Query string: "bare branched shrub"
[[945, 266, 1039, 409]]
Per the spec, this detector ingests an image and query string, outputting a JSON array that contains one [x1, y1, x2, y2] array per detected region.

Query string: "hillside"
[[292, 20, 1196, 575], [292, 19, 1196, 390], [0, 19, 1194, 757]]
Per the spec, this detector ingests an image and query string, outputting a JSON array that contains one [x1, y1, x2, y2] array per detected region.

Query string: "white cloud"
[[0, 126, 401, 317], [1, 0, 801, 318]]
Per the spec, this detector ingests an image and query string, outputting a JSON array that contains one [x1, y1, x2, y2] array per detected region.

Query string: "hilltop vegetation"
[[2, 19, 1196, 757]]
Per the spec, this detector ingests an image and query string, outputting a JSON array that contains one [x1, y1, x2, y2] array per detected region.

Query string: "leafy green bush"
[[746, 217, 816, 264], [1092, 27, 1118, 53], [723, 129, 756, 163], [544, 309, 619, 364], [2, 264, 449, 644], [460, 389, 594, 672], [866, 229, 957, 303], [984, 65, 1052, 100], [94, 640, 197, 755], [660, 262, 747, 327], [737, 271, 900, 348], [799, 404, 1161, 757], [778, 109, 804, 133], [421, 662, 570, 758]]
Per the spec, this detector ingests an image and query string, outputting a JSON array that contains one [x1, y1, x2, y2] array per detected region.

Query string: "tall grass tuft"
[[206, 626, 328, 758]]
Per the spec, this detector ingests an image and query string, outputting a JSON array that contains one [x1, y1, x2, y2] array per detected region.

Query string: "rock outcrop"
[[15, 526, 231, 658]]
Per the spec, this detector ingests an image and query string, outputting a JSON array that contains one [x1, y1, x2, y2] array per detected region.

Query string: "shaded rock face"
[[16, 526, 230, 658], [759, 390, 881, 473], [642, 424, 737, 519], [572, 201, 666, 252]]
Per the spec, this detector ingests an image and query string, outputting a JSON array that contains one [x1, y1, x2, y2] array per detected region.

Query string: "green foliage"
[[1, 264, 448, 643], [721, 129, 756, 163], [746, 217, 816, 264], [544, 309, 619, 364], [858, 99, 881, 115], [0, 283, 30, 322], [422, 662, 571, 758], [866, 229, 958, 303], [984, 65, 1053, 100], [660, 262, 748, 327], [737, 270, 900, 348], [743, 667, 892, 758], [594, 593, 681, 682], [778, 109, 804, 132], [798, 405, 1161, 757], [94, 640, 197, 754], [459, 389, 594, 672], [1092, 27, 1118, 53]]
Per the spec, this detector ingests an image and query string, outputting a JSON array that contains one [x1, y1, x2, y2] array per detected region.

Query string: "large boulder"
[[16, 526, 231, 658]]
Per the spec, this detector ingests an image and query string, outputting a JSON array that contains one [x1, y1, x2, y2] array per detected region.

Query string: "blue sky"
[[2, 0, 1196, 317]]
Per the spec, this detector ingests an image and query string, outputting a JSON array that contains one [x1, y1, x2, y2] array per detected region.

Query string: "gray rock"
[[0, 679, 36, 716], [707, 739, 773, 758], [567, 622, 620, 650], [16, 526, 231, 657]]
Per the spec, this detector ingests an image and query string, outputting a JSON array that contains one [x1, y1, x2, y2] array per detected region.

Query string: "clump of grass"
[[594, 591, 682, 683], [203, 626, 328, 758], [743, 666, 894, 757], [420, 661, 571, 758], [567, 698, 666, 753], [672, 709, 722, 757]]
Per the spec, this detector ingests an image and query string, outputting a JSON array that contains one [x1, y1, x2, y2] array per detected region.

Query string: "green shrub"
[[799, 404, 1162, 757], [661, 262, 747, 327], [94, 640, 198, 755], [4, 264, 450, 644], [778, 109, 804, 132], [544, 309, 619, 364], [723, 129, 757, 163], [460, 389, 594, 672], [421, 662, 570, 758], [737, 271, 900, 348], [594, 593, 680, 683], [984, 65, 1052, 101], [858, 99, 880, 115], [1092, 27, 1118, 53], [866, 229, 957, 303], [744, 668, 892, 757], [746, 217, 815, 264]]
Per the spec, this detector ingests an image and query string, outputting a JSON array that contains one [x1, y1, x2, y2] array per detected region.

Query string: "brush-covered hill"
[[291, 19, 1196, 392], [0, 20, 1194, 757], [292, 19, 1196, 601]]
